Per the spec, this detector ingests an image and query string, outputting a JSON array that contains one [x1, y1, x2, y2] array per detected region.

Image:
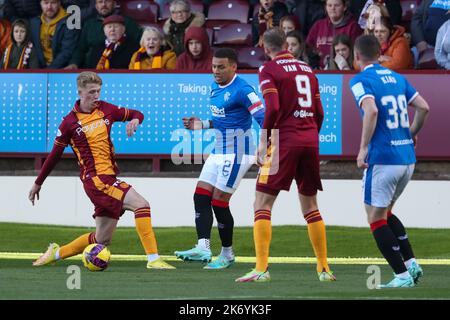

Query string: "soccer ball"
[[82, 243, 111, 271]]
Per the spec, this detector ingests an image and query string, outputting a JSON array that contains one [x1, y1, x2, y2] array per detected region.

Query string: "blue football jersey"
[[208, 74, 265, 154], [350, 64, 418, 165]]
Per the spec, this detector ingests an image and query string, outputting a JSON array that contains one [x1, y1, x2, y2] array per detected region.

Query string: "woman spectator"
[[435, 17, 450, 69], [175, 26, 212, 71], [373, 16, 413, 70], [306, 0, 362, 68], [279, 15, 301, 35], [1, 19, 39, 69], [129, 26, 176, 70], [86, 14, 139, 70], [286, 30, 320, 69], [163, 0, 205, 57], [325, 33, 354, 70], [252, 0, 289, 46]]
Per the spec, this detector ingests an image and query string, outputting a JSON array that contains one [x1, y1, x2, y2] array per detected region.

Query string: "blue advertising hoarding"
[[0, 73, 342, 155]]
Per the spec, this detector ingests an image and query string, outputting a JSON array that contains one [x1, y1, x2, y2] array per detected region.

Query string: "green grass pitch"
[[1, 223, 450, 300]]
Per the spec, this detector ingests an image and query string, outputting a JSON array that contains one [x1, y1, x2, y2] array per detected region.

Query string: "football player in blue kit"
[[175, 48, 265, 269], [350, 35, 430, 288]]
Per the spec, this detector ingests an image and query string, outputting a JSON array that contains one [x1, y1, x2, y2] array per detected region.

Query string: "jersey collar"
[[218, 73, 237, 89], [274, 51, 295, 60], [73, 100, 99, 114]]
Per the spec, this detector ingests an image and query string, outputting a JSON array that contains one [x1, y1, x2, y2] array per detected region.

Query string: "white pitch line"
[[1, 252, 450, 265]]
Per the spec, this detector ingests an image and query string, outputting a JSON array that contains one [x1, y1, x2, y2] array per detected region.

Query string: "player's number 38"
[[382, 95, 409, 129]]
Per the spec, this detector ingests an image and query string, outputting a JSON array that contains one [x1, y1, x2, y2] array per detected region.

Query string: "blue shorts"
[[362, 164, 415, 208]]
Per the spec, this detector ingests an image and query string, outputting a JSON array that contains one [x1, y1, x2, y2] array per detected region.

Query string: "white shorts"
[[198, 153, 256, 194], [362, 164, 415, 208]]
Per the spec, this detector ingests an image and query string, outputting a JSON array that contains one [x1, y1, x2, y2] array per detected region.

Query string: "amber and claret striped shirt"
[[35, 100, 144, 185]]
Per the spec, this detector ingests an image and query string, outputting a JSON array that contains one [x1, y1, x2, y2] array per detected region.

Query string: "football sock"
[[304, 210, 330, 273], [197, 238, 211, 251], [254, 210, 272, 272], [220, 246, 234, 260], [194, 187, 214, 240], [370, 219, 408, 275], [212, 199, 234, 247], [387, 211, 415, 261], [404, 258, 417, 269], [135, 207, 158, 255], [59, 232, 96, 259], [147, 253, 160, 262]]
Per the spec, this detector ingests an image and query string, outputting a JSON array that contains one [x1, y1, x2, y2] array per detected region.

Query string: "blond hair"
[[77, 71, 102, 89], [140, 27, 165, 48]]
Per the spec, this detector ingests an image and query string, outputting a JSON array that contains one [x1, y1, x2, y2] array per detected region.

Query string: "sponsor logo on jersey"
[[76, 118, 110, 136], [294, 110, 314, 118], [210, 104, 225, 118]]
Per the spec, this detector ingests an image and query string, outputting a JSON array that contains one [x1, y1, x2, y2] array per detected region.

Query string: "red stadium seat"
[[206, 0, 250, 29], [400, 0, 418, 22], [159, 0, 204, 21], [120, 1, 158, 24], [417, 47, 439, 69], [213, 23, 252, 46], [236, 46, 267, 69]]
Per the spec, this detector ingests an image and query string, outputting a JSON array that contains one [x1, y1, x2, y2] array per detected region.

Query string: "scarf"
[[258, 8, 274, 47], [96, 34, 126, 70], [131, 47, 163, 70], [3, 42, 33, 69]]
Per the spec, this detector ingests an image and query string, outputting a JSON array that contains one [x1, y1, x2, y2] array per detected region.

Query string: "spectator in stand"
[[286, 30, 320, 69], [279, 15, 301, 35], [351, 0, 402, 28], [65, 0, 142, 69], [358, 0, 391, 34], [4, 0, 42, 22], [306, 0, 362, 68], [434, 16, 450, 69], [1, 18, 39, 69], [61, 0, 96, 23], [30, 0, 80, 68], [85, 14, 138, 70], [252, 0, 289, 46], [325, 33, 354, 70], [411, 0, 450, 67], [163, 0, 205, 57], [285, 0, 326, 38], [373, 16, 412, 69], [175, 26, 212, 71], [129, 26, 176, 70]]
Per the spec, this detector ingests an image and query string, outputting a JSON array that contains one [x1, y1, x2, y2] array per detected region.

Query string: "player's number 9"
[[295, 75, 312, 108], [382, 95, 409, 129]]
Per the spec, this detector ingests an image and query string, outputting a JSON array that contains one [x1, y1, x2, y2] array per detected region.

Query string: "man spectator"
[[62, 0, 96, 23], [252, 0, 289, 46], [65, 0, 141, 69], [30, 0, 80, 68]]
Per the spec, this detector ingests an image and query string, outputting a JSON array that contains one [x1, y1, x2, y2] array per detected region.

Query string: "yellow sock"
[[304, 210, 330, 273], [135, 207, 158, 255], [59, 232, 96, 259], [254, 210, 272, 272]]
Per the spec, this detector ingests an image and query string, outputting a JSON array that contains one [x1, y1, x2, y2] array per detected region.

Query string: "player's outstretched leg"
[[387, 211, 423, 283], [175, 186, 213, 263], [32, 232, 97, 266]]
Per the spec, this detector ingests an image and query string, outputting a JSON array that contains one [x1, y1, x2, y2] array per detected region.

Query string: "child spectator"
[[279, 15, 301, 35], [326, 33, 354, 70], [286, 30, 320, 69], [175, 26, 212, 71], [1, 18, 39, 69]]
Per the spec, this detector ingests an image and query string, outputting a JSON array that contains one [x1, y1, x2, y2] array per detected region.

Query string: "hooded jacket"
[[380, 25, 413, 70], [175, 26, 212, 71], [163, 11, 205, 56], [306, 13, 362, 68]]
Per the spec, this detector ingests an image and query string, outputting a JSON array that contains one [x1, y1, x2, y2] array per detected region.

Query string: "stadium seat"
[[206, 0, 250, 29], [213, 23, 252, 46], [417, 47, 439, 69], [400, 0, 418, 22], [120, 0, 158, 24], [236, 46, 267, 69], [159, 0, 204, 22]]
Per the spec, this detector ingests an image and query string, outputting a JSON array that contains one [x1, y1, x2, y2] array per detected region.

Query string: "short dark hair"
[[213, 47, 238, 64], [354, 34, 380, 61], [263, 28, 286, 52]]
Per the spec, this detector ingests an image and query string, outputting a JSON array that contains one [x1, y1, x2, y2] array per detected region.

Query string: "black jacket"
[[85, 36, 139, 69]]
